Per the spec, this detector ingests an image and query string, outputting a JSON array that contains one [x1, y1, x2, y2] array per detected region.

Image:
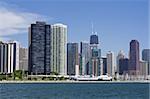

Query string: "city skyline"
[[0, 0, 148, 57]]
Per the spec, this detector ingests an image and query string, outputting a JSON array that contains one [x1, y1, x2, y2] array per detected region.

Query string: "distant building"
[[129, 40, 140, 75], [116, 50, 125, 73], [119, 58, 129, 75], [19, 47, 28, 71], [0, 41, 20, 74], [139, 61, 148, 76], [51, 23, 67, 75], [89, 34, 101, 76], [90, 49, 101, 76], [80, 42, 90, 75], [142, 49, 150, 75], [102, 57, 107, 75], [67, 43, 79, 75], [28, 21, 51, 75], [107, 51, 115, 76]]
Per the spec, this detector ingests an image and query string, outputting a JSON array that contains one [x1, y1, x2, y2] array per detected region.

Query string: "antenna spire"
[[91, 22, 94, 34]]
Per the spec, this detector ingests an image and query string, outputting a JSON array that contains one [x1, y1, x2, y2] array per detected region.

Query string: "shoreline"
[[0, 80, 150, 84]]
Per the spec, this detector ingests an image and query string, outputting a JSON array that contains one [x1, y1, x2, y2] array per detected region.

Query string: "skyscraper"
[[107, 51, 115, 76], [80, 42, 90, 75], [0, 41, 20, 74], [129, 40, 140, 75], [29, 21, 51, 75], [67, 43, 79, 75], [139, 61, 148, 76], [142, 49, 150, 74], [51, 23, 67, 75], [102, 57, 107, 75], [19, 47, 28, 71], [119, 58, 129, 75], [116, 50, 125, 73], [89, 33, 101, 76]]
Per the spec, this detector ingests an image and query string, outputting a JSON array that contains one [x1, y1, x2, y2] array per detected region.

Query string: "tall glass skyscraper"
[[51, 23, 67, 75], [129, 40, 140, 75], [80, 42, 90, 75], [89, 34, 101, 76], [29, 21, 51, 75], [67, 43, 79, 75]]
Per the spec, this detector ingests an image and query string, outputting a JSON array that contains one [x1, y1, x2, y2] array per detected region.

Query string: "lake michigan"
[[0, 82, 149, 99]]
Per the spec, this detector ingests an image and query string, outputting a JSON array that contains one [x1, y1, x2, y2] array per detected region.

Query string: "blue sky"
[[0, 0, 149, 57]]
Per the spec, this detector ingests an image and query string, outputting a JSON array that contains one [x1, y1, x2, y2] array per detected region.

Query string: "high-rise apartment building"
[[107, 51, 115, 76], [29, 21, 51, 74], [0, 41, 20, 74], [129, 40, 140, 75], [51, 23, 67, 75], [139, 61, 148, 76], [19, 47, 28, 71], [67, 43, 79, 75], [80, 42, 90, 75]]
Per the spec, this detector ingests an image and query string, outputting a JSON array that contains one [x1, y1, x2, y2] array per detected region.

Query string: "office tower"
[[29, 21, 51, 75], [80, 42, 90, 75], [116, 50, 125, 73], [119, 58, 129, 75], [89, 33, 101, 76], [67, 43, 79, 75], [0, 42, 8, 73], [19, 47, 28, 71], [90, 49, 101, 76], [142, 49, 150, 74], [90, 34, 99, 49], [102, 57, 107, 75], [139, 61, 148, 76], [51, 23, 67, 75], [129, 40, 140, 75], [107, 51, 115, 76], [0, 41, 20, 74]]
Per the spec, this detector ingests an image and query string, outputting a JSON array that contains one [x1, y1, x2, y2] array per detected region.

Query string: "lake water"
[[0, 82, 149, 99]]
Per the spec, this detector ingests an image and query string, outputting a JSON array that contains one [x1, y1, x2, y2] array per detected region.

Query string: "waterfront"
[[0, 82, 149, 99]]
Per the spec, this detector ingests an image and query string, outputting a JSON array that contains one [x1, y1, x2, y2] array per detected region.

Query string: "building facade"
[[116, 50, 125, 73], [0, 41, 20, 74], [129, 40, 140, 75], [139, 61, 148, 76], [51, 23, 67, 75], [80, 42, 90, 75], [106, 51, 115, 76], [67, 43, 79, 75], [19, 47, 28, 71], [142, 49, 150, 75], [89, 34, 101, 76], [102, 57, 107, 75], [29, 21, 51, 75], [119, 58, 129, 75]]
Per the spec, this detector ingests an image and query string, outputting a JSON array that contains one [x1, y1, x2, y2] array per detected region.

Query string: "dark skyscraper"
[[67, 43, 79, 75], [119, 58, 129, 75], [89, 33, 101, 76], [90, 35, 99, 45], [102, 57, 107, 75], [129, 40, 140, 75], [29, 21, 51, 74]]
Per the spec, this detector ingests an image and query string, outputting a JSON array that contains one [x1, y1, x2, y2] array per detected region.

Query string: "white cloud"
[[0, 2, 49, 36]]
